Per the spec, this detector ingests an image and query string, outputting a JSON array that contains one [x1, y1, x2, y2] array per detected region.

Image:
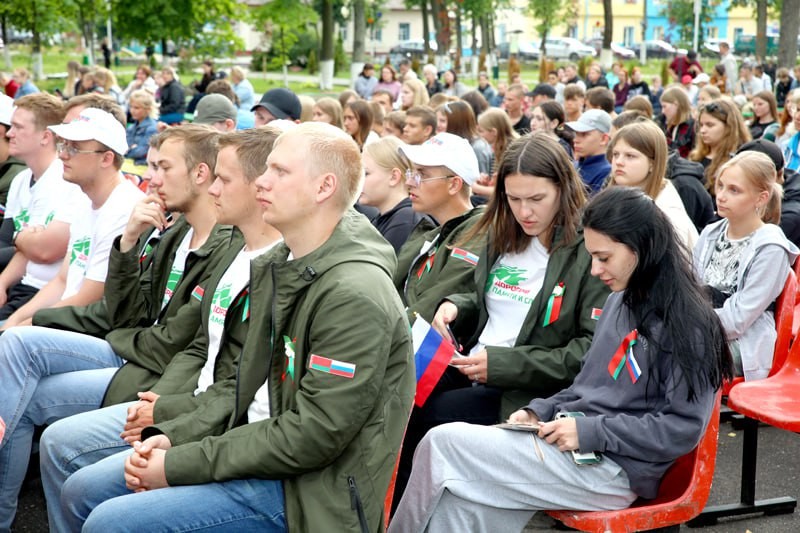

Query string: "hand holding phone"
[[553, 412, 601, 465]]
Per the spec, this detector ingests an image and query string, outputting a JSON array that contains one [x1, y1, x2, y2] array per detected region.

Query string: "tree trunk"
[[422, 0, 431, 56], [455, 8, 462, 72], [320, 0, 334, 90], [351, 0, 366, 87], [755, 0, 767, 61], [601, 0, 613, 67], [161, 37, 168, 66], [778, 0, 800, 68], [1, 15, 11, 69]]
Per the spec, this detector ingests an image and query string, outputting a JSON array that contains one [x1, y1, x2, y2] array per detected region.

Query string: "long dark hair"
[[464, 132, 586, 256], [582, 187, 733, 401], [539, 100, 574, 149]]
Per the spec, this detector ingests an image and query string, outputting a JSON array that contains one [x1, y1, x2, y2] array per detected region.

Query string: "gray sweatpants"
[[389, 422, 638, 533]]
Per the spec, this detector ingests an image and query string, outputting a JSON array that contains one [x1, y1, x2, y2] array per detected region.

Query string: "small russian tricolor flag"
[[450, 247, 479, 266], [309, 354, 356, 379], [411, 316, 456, 408]]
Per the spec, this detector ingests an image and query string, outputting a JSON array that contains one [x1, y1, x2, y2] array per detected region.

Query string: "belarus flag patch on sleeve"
[[191, 285, 205, 301], [308, 354, 356, 378], [450, 248, 479, 266]]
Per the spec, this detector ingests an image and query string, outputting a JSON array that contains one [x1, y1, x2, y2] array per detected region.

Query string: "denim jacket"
[[126, 117, 158, 164]]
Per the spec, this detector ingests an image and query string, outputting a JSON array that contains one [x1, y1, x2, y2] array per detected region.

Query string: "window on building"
[[707, 27, 717, 39], [399, 23, 410, 42], [653, 26, 664, 40], [624, 26, 635, 46]]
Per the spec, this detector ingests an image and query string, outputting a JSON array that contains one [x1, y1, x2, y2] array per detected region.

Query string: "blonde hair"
[[129, 89, 157, 119], [478, 107, 519, 162], [401, 78, 430, 110], [363, 136, 406, 174], [313, 97, 343, 129], [230, 66, 246, 84], [608, 121, 667, 200], [277, 123, 364, 210], [717, 151, 782, 224], [298, 95, 315, 123]]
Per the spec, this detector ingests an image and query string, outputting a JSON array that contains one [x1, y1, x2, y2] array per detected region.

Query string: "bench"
[[688, 322, 800, 525]]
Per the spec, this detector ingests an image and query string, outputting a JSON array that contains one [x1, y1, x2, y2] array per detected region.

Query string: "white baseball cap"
[[48, 107, 128, 156], [693, 73, 710, 85], [0, 94, 13, 127], [398, 132, 479, 185], [566, 109, 612, 134]]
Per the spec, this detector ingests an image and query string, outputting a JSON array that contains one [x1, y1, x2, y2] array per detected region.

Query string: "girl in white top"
[[694, 151, 799, 380], [608, 120, 698, 249]]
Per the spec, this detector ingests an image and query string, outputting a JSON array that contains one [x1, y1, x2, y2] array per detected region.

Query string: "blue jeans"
[[62, 450, 287, 532], [0, 326, 122, 529], [40, 402, 133, 531]]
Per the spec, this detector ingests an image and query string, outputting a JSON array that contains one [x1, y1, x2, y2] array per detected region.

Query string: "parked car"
[[389, 39, 438, 58], [498, 41, 539, 61], [540, 37, 596, 60], [633, 40, 677, 59], [585, 39, 636, 60]]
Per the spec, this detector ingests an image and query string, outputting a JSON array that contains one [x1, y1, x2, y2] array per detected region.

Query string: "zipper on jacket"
[[347, 476, 370, 533]]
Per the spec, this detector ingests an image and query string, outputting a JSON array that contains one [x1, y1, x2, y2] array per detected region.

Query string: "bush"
[[334, 34, 347, 74]]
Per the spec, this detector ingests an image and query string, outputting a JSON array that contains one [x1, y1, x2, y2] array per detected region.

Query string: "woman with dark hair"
[[694, 151, 798, 380], [461, 90, 489, 120], [442, 69, 468, 97], [354, 63, 378, 100], [437, 100, 494, 175], [530, 101, 574, 159], [187, 60, 218, 114], [749, 90, 780, 141], [390, 186, 732, 532], [343, 100, 377, 150], [392, 132, 609, 512]]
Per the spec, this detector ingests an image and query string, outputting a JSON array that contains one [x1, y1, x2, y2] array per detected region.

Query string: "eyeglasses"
[[56, 142, 107, 157], [404, 169, 455, 187]]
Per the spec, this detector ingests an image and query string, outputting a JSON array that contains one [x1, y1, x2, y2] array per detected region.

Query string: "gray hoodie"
[[694, 220, 799, 381], [527, 292, 716, 499]]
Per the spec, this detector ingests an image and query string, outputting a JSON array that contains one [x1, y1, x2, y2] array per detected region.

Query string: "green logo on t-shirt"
[[161, 267, 183, 309], [13, 208, 30, 232], [70, 237, 92, 266], [486, 264, 528, 291], [210, 284, 233, 326]]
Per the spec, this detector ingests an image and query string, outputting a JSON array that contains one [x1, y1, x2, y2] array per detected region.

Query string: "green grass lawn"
[[3, 43, 719, 99]]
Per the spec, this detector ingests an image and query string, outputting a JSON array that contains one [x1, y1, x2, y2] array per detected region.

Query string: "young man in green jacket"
[[41, 126, 283, 531], [394, 132, 486, 323], [0, 125, 228, 529], [60, 123, 415, 533]]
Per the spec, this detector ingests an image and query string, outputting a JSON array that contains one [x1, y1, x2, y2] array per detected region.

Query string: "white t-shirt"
[[195, 242, 279, 396], [472, 238, 550, 355], [160, 228, 194, 313], [62, 179, 145, 299], [5, 158, 83, 289]]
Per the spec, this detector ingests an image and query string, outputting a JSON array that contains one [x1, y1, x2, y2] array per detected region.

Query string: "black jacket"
[[159, 79, 186, 115], [781, 168, 800, 247], [665, 152, 715, 233]]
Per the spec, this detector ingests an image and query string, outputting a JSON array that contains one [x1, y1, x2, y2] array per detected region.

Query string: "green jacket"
[[33, 219, 239, 405], [156, 210, 415, 533], [393, 207, 485, 323], [447, 227, 610, 418], [144, 234, 254, 438]]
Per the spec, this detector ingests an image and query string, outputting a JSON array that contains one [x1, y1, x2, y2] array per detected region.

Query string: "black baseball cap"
[[526, 84, 556, 99], [251, 88, 302, 121], [736, 139, 784, 172]]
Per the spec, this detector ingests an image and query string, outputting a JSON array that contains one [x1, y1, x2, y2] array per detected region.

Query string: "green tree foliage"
[[254, 0, 318, 70], [528, 0, 564, 56], [662, 0, 724, 47], [113, 0, 244, 58]]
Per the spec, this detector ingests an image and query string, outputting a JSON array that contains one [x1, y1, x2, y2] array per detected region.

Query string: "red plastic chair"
[[690, 327, 800, 525], [383, 443, 402, 531], [792, 259, 800, 336], [545, 391, 722, 533], [721, 269, 797, 397]]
